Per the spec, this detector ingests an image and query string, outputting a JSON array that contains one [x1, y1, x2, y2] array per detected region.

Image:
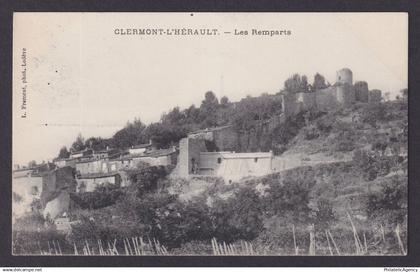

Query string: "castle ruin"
[[280, 68, 382, 118]]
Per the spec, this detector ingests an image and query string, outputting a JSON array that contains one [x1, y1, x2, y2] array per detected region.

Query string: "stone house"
[[178, 137, 273, 181], [69, 148, 93, 159], [128, 140, 154, 155], [76, 172, 122, 193]]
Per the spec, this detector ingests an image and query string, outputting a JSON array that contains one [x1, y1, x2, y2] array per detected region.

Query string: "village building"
[[198, 151, 274, 181], [12, 162, 57, 211], [128, 140, 154, 155], [178, 137, 273, 181], [108, 146, 178, 171], [12, 168, 44, 216], [53, 157, 79, 168], [92, 147, 120, 160], [76, 172, 123, 193], [53, 158, 67, 168], [75, 158, 109, 177], [130, 147, 178, 167], [69, 148, 93, 159]]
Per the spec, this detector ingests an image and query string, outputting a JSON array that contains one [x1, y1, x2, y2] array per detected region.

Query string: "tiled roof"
[[131, 143, 152, 149], [78, 171, 119, 179], [188, 125, 233, 135], [94, 148, 119, 154], [119, 147, 176, 160]]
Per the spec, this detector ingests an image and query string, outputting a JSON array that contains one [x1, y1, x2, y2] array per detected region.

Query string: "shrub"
[[212, 186, 264, 242], [303, 125, 320, 140], [130, 166, 169, 196], [314, 198, 336, 229], [315, 114, 336, 134], [12, 212, 64, 255], [366, 175, 407, 226], [260, 170, 315, 224], [70, 183, 124, 210], [353, 149, 394, 181]]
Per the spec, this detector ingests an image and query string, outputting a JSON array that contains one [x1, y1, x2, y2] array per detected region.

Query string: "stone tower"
[[336, 68, 355, 106], [336, 68, 353, 85], [354, 81, 369, 103]]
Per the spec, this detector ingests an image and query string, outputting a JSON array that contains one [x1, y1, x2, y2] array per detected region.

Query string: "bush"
[[260, 170, 315, 224], [70, 183, 124, 210], [366, 175, 407, 226], [303, 125, 320, 140], [315, 114, 336, 134], [12, 212, 65, 255], [212, 186, 264, 242], [353, 149, 395, 181], [314, 198, 336, 229], [130, 166, 169, 196]]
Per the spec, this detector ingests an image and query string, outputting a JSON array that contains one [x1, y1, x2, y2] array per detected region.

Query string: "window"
[[217, 158, 222, 164], [254, 158, 258, 163], [30, 186, 39, 195]]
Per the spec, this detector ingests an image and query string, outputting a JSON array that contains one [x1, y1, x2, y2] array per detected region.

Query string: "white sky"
[[13, 12, 408, 165]]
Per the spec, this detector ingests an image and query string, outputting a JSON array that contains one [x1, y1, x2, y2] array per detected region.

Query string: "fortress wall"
[[281, 93, 299, 118], [297, 92, 317, 111], [199, 152, 273, 181], [354, 81, 369, 103], [369, 89, 382, 103], [315, 87, 338, 111], [212, 126, 239, 151]]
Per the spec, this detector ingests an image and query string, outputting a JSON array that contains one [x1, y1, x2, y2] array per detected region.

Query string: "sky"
[[13, 12, 408, 166]]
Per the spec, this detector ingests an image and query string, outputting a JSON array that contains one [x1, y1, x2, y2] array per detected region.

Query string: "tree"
[[71, 133, 86, 152], [284, 74, 309, 93], [112, 118, 147, 149], [212, 186, 264, 242], [70, 183, 124, 210], [231, 94, 282, 131], [130, 166, 168, 196], [220, 96, 230, 107], [199, 91, 219, 128], [85, 137, 109, 151], [144, 122, 187, 149], [58, 146, 70, 159], [28, 160, 37, 168], [185, 105, 201, 125], [161, 107, 186, 127], [312, 73, 327, 90]]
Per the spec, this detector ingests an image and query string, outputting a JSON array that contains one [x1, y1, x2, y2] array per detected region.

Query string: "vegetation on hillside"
[[15, 77, 408, 255]]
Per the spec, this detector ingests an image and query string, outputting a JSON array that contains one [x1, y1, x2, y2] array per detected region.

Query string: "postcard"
[[12, 12, 408, 256]]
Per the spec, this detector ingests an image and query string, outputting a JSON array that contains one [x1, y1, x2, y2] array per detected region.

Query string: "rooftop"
[[116, 147, 177, 160], [200, 151, 273, 159], [78, 171, 120, 179], [131, 143, 152, 149], [188, 125, 233, 135]]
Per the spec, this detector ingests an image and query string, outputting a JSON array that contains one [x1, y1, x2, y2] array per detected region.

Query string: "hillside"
[[13, 96, 408, 256]]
